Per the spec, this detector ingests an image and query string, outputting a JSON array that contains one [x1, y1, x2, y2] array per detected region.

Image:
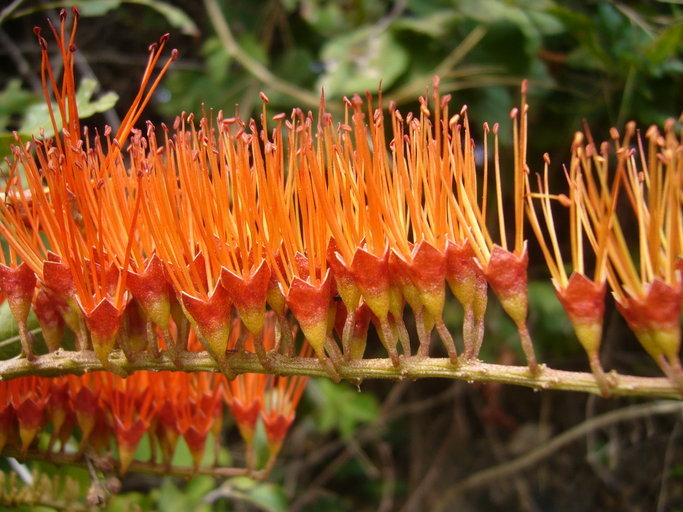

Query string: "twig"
[[1, 349, 681, 399], [385, 26, 488, 105], [0, 0, 24, 26], [0, 28, 43, 94], [434, 400, 683, 511], [399, 405, 461, 512], [203, 0, 322, 110], [376, 442, 395, 512], [656, 412, 682, 512], [0, 327, 43, 350]]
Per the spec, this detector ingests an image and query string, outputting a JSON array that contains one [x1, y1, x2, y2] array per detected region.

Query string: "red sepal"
[[286, 271, 332, 356], [389, 250, 420, 310], [229, 399, 261, 433], [556, 273, 605, 326], [0, 262, 37, 322], [409, 241, 446, 294], [483, 245, 529, 325], [221, 260, 270, 334], [327, 240, 361, 310], [127, 254, 171, 330], [114, 416, 148, 474], [616, 279, 681, 361], [82, 298, 123, 364], [43, 257, 76, 299], [484, 245, 529, 299], [70, 383, 98, 440], [350, 246, 391, 319], [262, 412, 293, 444], [445, 240, 487, 308], [181, 282, 232, 358], [32, 286, 66, 352], [183, 422, 211, 468]]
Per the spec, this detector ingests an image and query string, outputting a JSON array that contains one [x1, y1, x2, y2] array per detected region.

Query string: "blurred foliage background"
[[1, 0, 683, 510]]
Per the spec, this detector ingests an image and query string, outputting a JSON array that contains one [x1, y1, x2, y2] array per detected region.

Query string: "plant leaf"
[[19, 78, 118, 138], [128, 0, 200, 36], [317, 27, 408, 97], [310, 378, 379, 439]]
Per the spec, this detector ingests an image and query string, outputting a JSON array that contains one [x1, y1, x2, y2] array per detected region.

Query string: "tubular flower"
[[1, 15, 683, 476], [224, 313, 312, 473], [0, 9, 176, 369], [0, 366, 309, 476], [442, 82, 537, 370], [104, 372, 158, 474], [577, 121, 682, 390], [525, 150, 613, 395]]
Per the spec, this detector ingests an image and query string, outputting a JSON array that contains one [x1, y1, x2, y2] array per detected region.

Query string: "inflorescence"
[[0, 9, 681, 478]]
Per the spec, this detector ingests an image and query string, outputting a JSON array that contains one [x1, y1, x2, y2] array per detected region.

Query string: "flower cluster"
[[526, 121, 683, 395], [0, 314, 309, 475], [0, 10, 681, 401]]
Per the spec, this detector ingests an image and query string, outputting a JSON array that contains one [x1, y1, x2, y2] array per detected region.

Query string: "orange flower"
[[526, 148, 612, 394], [0, 10, 175, 368]]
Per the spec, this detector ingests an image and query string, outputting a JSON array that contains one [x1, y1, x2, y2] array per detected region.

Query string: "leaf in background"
[[0, 301, 40, 360], [73, 0, 122, 17], [454, 0, 562, 51], [206, 477, 287, 512], [388, 10, 458, 38], [66, 0, 198, 36], [237, 32, 269, 67], [318, 27, 408, 98], [128, 0, 200, 36], [310, 378, 379, 439], [0, 79, 36, 132], [203, 37, 232, 83], [0, 133, 24, 174], [19, 78, 118, 138], [645, 23, 683, 68], [157, 475, 214, 512], [527, 281, 574, 358]]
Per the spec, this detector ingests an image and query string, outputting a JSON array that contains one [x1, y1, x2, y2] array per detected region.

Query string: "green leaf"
[[72, 0, 122, 17], [19, 78, 118, 138], [203, 37, 232, 83], [392, 10, 458, 38], [0, 301, 40, 359], [209, 477, 287, 512], [645, 24, 683, 67], [0, 133, 23, 173], [0, 80, 36, 131], [317, 27, 409, 97], [310, 378, 379, 439], [128, 0, 200, 36], [238, 33, 269, 67], [0, 301, 22, 358], [156, 476, 214, 512], [31, 0, 197, 34]]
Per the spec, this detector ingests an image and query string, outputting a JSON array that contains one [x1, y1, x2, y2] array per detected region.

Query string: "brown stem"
[[0, 349, 680, 399], [17, 320, 34, 361], [435, 320, 458, 364], [415, 308, 430, 357], [462, 304, 475, 359], [379, 317, 400, 367], [341, 308, 356, 361], [515, 321, 538, 374], [145, 319, 160, 358]]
